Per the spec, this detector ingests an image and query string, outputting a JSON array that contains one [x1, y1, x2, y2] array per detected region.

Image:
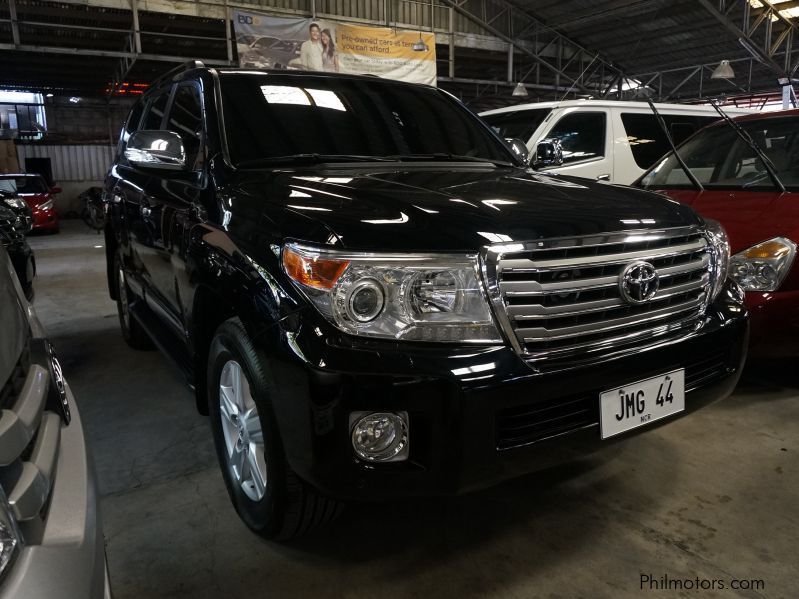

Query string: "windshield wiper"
[[386, 153, 517, 167], [236, 154, 393, 167], [709, 100, 786, 193], [646, 99, 704, 192]]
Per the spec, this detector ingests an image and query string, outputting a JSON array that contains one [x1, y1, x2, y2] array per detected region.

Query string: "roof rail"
[[150, 60, 206, 88]]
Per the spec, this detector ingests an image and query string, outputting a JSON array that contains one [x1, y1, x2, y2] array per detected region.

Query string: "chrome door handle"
[[596, 174, 610, 182]]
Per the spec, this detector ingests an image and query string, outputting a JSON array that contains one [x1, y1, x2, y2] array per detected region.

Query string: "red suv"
[[636, 109, 799, 356], [0, 173, 61, 233]]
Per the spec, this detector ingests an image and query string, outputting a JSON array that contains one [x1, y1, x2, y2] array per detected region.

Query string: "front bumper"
[[0, 303, 109, 598], [745, 289, 799, 358], [30, 208, 59, 231], [264, 283, 748, 501]]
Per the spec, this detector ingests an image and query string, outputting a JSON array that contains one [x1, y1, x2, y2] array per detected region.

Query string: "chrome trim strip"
[[515, 297, 704, 341], [499, 239, 707, 271]]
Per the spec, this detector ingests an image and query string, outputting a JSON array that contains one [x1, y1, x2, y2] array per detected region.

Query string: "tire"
[[207, 317, 342, 540], [114, 253, 154, 350]]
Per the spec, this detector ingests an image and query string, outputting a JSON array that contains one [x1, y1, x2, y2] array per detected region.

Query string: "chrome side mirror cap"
[[504, 137, 530, 163], [125, 130, 187, 171], [533, 138, 564, 168]]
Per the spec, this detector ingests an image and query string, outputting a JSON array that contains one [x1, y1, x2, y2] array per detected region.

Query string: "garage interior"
[[2, 0, 799, 598]]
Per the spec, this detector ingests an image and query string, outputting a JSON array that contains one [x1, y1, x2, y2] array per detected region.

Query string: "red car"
[[636, 109, 799, 356], [0, 173, 61, 233]]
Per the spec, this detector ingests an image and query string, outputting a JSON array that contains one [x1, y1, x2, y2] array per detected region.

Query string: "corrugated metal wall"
[[16, 145, 114, 182]]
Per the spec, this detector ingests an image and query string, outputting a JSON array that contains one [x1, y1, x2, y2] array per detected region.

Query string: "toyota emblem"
[[619, 261, 659, 304]]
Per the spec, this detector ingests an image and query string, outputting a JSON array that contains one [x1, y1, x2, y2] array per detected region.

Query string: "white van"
[[480, 100, 752, 184]]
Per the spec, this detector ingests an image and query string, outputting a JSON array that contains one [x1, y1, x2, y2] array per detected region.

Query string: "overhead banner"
[[233, 11, 437, 86]]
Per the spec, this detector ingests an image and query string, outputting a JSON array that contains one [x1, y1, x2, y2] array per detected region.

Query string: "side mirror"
[[50, 186, 62, 194], [533, 139, 564, 169], [504, 138, 529, 163], [125, 130, 186, 171]]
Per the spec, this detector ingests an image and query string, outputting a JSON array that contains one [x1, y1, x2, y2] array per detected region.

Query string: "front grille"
[[487, 227, 713, 369], [495, 348, 732, 450]]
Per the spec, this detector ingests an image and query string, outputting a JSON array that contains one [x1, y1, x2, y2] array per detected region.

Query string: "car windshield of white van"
[[639, 116, 799, 191], [481, 108, 551, 142]]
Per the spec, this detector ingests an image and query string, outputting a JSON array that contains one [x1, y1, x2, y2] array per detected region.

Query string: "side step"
[[128, 300, 195, 389]]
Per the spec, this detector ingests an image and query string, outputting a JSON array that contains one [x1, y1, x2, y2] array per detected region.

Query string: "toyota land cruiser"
[[104, 63, 748, 540]]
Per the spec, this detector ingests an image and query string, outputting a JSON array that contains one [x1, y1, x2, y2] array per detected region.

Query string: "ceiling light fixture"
[[412, 34, 428, 52], [512, 82, 528, 97], [710, 60, 735, 80]]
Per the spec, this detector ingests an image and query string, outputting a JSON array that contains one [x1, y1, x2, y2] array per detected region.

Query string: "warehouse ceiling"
[[0, 0, 798, 108]]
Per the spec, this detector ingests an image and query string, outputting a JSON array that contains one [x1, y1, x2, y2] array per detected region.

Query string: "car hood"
[[22, 193, 49, 207], [0, 247, 28, 389], [228, 165, 702, 252]]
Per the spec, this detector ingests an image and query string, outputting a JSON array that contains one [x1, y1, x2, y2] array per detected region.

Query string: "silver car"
[[0, 246, 110, 598]]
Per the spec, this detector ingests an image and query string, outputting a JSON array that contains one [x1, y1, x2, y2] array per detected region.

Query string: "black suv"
[[104, 63, 748, 539]]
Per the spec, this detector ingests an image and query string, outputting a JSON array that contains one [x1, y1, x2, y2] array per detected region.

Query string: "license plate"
[[599, 369, 685, 439]]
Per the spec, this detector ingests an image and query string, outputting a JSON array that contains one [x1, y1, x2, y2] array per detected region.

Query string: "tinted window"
[[141, 91, 170, 130], [220, 74, 515, 165], [621, 113, 718, 169], [7, 176, 48, 193], [481, 108, 551, 142], [640, 117, 799, 190], [165, 84, 203, 170], [547, 112, 606, 164]]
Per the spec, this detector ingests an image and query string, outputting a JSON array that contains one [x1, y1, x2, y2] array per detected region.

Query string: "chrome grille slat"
[[486, 227, 712, 369], [498, 238, 707, 272], [515, 297, 704, 341], [509, 276, 708, 320]]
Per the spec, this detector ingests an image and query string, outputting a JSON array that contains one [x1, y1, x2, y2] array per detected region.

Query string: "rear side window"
[[547, 112, 606, 164], [165, 84, 204, 170], [481, 108, 551, 142], [620, 113, 717, 169], [140, 91, 171, 130]]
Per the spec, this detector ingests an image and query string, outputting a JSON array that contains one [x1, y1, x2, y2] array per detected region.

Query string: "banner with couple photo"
[[233, 11, 437, 86]]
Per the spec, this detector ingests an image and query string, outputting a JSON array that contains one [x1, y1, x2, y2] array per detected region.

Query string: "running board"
[[128, 300, 195, 388]]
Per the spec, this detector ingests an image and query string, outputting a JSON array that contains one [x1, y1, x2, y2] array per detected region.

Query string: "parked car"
[[0, 185, 32, 233], [480, 100, 751, 184], [636, 108, 799, 356], [0, 204, 35, 300], [239, 38, 302, 70], [0, 244, 111, 598], [104, 65, 748, 540], [0, 174, 60, 233]]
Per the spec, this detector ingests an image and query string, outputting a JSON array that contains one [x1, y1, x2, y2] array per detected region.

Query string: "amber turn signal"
[[739, 240, 792, 260], [283, 246, 349, 290]]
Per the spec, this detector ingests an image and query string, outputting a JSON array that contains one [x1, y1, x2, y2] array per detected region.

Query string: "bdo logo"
[[237, 15, 261, 25]]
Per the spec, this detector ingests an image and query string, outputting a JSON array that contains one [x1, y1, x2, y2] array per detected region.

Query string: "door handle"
[[596, 174, 610, 182]]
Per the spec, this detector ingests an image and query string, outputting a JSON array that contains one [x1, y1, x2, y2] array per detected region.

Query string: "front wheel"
[[207, 318, 342, 540]]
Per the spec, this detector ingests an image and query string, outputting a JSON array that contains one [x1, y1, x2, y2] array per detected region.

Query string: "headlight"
[[38, 198, 54, 210], [729, 237, 796, 292], [704, 219, 730, 301], [0, 487, 22, 579], [282, 243, 502, 342], [3, 197, 26, 211]]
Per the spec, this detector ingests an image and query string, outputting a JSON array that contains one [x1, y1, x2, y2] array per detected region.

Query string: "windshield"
[[481, 108, 551, 142], [639, 116, 799, 191], [219, 73, 517, 166], [0, 179, 15, 194], [3, 176, 48, 194]]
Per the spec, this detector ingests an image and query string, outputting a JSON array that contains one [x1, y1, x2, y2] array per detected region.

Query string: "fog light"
[[350, 411, 409, 462]]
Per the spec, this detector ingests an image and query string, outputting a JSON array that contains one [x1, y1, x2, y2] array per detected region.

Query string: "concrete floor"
[[28, 221, 798, 599]]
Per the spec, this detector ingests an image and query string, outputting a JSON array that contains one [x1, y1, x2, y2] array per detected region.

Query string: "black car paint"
[[0, 204, 35, 298], [104, 68, 748, 499]]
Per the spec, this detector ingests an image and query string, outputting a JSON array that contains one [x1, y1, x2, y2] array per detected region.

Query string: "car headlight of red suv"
[[729, 237, 797, 292]]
